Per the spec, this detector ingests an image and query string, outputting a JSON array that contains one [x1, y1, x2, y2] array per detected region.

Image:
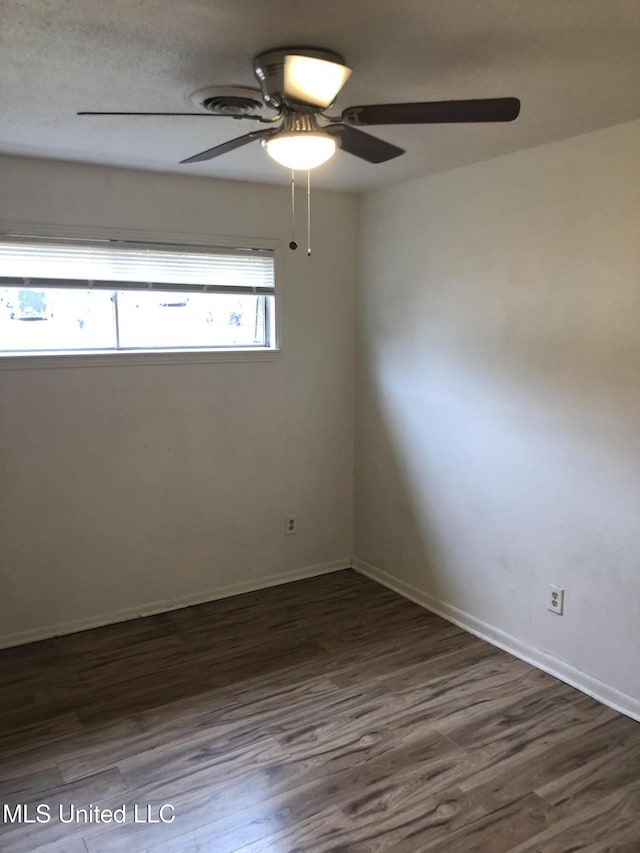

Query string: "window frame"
[[0, 222, 282, 369]]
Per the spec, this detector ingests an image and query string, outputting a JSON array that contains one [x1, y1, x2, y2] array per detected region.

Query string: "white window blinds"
[[0, 237, 275, 294]]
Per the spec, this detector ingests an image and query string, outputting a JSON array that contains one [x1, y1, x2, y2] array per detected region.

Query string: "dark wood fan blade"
[[342, 97, 521, 126], [180, 129, 277, 164], [77, 112, 234, 116], [326, 124, 404, 163]]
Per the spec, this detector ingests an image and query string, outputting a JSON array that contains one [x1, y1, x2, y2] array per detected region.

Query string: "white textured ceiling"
[[2, 0, 640, 191]]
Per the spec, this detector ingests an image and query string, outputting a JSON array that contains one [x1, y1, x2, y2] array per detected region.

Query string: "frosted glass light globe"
[[263, 133, 336, 170]]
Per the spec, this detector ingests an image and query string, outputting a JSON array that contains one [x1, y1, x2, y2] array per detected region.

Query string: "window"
[[0, 236, 276, 357]]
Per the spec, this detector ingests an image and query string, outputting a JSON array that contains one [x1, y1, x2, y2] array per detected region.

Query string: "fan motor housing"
[[253, 47, 346, 110]]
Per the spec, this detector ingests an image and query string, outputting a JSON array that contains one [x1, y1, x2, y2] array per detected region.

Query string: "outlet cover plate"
[[548, 584, 565, 615]]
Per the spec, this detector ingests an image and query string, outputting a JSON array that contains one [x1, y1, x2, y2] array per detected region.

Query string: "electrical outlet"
[[285, 515, 297, 535], [548, 585, 564, 615]]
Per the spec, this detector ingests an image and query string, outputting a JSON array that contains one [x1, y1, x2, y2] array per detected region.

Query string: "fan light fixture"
[[283, 55, 352, 109], [263, 132, 336, 170], [78, 45, 521, 255]]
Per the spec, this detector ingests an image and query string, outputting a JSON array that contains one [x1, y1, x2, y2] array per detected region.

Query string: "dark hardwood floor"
[[1, 569, 639, 852]]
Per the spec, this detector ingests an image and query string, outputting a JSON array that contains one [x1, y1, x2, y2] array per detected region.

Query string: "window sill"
[[0, 348, 280, 370]]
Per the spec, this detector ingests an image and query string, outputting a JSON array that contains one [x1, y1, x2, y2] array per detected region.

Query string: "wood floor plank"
[[0, 765, 64, 800], [75, 639, 325, 726], [419, 792, 560, 853], [507, 778, 640, 852], [106, 754, 485, 853], [0, 768, 129, 852], [58, 673, 338, 782], [163, 787, 486, 853], [357, 656, 551, 743], [534, 718, 640, 812], [0, 715, 88, 760], [434, 679, 616, 763], [3, 837, 91, 853], [0, 569, 638, 853], [461, 712, 639, 809], [218, 752, 489, 853]]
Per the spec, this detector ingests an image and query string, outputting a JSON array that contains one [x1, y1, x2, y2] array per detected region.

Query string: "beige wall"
[[0, 156, 357, 643], [355, 120, 640, 712]]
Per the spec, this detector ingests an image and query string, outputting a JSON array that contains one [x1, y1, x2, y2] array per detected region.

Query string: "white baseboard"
[[353, 556, 640, 723], [0, 559, 350, 650]]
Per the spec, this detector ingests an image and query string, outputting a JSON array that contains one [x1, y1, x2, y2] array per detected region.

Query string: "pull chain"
[[289, 169, 298, 250], [287, 169, 312, 255], [307, 168, 311, 257]]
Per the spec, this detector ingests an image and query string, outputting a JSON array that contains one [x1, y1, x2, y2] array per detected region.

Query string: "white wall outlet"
[[285, 515, 297, 535], [548, 584, 564, 615]]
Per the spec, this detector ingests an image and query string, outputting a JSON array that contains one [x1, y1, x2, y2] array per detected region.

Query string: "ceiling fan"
[[78, 46, 521, 172]]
